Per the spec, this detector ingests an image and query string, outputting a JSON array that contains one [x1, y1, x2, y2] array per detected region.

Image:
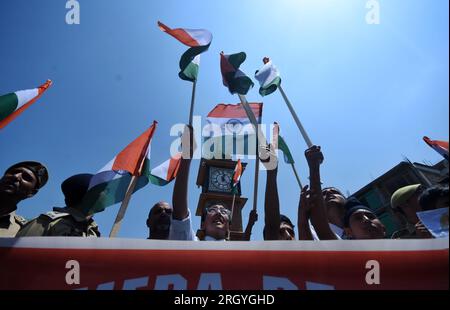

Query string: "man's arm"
[[243, 209, 258, 241], [172, 125, 193, 221], [264, 158, 280, 240], [298, 185, 314, 240], [306, 146, 337, 240]]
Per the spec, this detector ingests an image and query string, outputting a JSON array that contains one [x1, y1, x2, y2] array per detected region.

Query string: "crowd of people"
[[1, 125, 448, 240]]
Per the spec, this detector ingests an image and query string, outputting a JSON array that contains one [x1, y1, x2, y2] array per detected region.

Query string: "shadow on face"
[[147, 202, 173, 236], [346, 209, 386, 239], [0, 167, 38, 201], [279, 222, 295, 240]]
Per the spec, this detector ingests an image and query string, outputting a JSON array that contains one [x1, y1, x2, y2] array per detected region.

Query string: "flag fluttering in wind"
[[149, 153, 182, 186], [82, 122, 157, 215], [232, 159, 243, 194], [255, 57, 281, 97], [204, 103, 263, 158], [423, 136, 449, 160], [0, 80, 52, 129], [220, 52, 254, 95], [278, 136, 295, 164], [158, 21, 212, 82]]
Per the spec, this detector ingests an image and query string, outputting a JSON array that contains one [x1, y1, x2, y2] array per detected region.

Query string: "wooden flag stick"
[[290, 163, 303, 189], [238, 94, 263, 211], [109, 175, 139, 238], [230, 193, 237, 223], [278, 85, 313, 148], [188, 80, 197, 127], [109, 146, 148, 238]]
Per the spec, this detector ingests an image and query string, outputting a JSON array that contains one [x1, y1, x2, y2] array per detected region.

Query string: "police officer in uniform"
[[0, 161, 48, 237], [16, 173, 100, 237]]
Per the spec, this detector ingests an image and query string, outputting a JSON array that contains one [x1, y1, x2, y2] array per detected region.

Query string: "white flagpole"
[[238, 94, 263, 211], [278, 84, 313, 148]]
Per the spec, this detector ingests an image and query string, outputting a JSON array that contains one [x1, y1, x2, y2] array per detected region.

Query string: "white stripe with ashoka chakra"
[[192, 55, 201, 65], [15, 88, 39, 109], [184, 29, 212, 46], [255, 61, 280, 88], [205, 117, 260, 137], [150, 158, 171, 180]]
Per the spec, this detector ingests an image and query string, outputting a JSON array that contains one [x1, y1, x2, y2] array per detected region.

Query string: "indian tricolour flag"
[[81, 122, 157, 215], [149, 153, 182, 186], [203, 103, 263, 158], [0, 80, 52, 130], [255, 57, 281, 97], [158, 21, 212, 82], [220, 52, 254, 95]]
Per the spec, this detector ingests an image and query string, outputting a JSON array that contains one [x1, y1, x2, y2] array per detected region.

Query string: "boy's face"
[[347, 209, 386, 239]]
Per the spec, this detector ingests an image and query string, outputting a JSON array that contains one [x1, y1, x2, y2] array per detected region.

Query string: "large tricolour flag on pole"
[[0, 80, 52, 130], [82, 122, 157, 215], [158, 21, 212, 82], [423, 136, 449, 160], [203, 103, 263, 158], [220, 52, 254, 95], [255, 57, 281, 97], [149, 153, 182, 186]]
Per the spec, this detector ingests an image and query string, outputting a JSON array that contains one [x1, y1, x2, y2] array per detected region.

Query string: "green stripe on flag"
[[278, 136, 295, 164], [179, 45, 209, 82], [0, 93, 19, 121], [149, 175, 171, 186], [260, 76, 281, 96]]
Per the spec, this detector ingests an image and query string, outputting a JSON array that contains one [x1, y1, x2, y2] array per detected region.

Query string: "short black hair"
[[343, 198, 373, 228], [263, 214, 295, 239], [419, 186, 449, 211], [322, 187, 345, 198]]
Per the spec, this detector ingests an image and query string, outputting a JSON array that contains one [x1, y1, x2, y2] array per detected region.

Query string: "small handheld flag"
[[255, 57, 281, 96], [423, 136, 449, 160], [158, 21, 212, 82], [220, 52, 254, 95], [0, 80, 52, 130]]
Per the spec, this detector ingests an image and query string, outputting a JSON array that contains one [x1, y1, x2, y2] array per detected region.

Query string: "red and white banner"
[[0, 238, 448, 290]]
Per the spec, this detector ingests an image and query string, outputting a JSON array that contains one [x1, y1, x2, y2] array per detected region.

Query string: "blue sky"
[[0, 0, 448, 240]]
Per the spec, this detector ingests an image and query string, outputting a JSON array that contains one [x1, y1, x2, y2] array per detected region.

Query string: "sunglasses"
[[206, 206, 231, 217]]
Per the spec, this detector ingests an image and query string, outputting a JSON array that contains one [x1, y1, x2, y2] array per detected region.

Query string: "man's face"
[[347, 209, 386, 239], [147, 202, 173, 234], [0, 167, 38, 201], [323, 188, 346, 208], [204, 205, 230, 240], [279, 222, 295, 240], [397, 190, 423, 223]]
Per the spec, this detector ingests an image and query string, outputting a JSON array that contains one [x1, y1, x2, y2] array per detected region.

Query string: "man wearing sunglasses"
[[146, 201, 173, 240], [199, 204, 231, 241]]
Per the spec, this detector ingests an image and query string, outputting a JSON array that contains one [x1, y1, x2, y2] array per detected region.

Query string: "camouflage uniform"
[[16, 206, 100, 237], [0, 211, 27, 237]]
